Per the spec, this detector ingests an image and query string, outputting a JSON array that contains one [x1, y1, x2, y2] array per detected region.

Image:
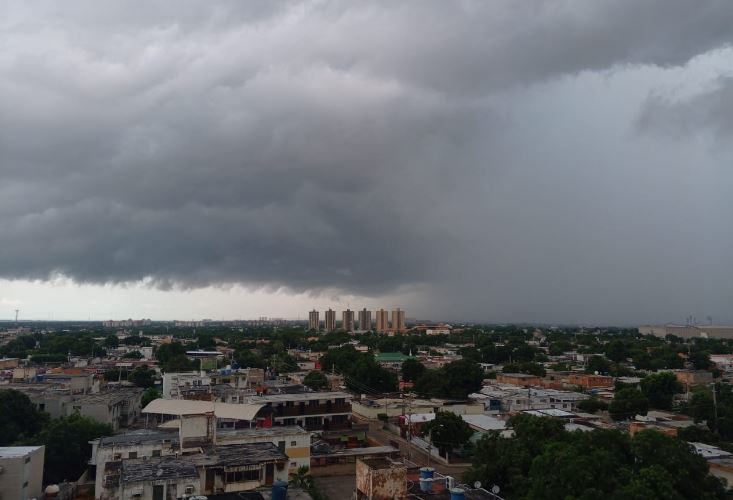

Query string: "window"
[[128, 452, 137, 459], [291, 462, 297, 468], [185, 486, 195, 494], [278, 441, 286, 453], [290, 441, 297, 446], [225, 469, 260, 483], [38, 403, 45, 411], [23, 481, 28, 488], [25, 457, 30, 464], [113, 453, 122, 460], [152, 450, 161, 457]]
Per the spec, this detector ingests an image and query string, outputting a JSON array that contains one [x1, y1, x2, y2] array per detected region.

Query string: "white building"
[[0, 446, 45, 500]]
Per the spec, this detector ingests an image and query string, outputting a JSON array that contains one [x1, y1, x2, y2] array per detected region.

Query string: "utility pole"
[[14, 309, 19, 324]]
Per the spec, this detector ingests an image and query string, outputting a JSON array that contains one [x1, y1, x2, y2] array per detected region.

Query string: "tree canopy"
[[421, 411, 473, 455], [465, 414, 727, 500], [641, 372, 683, 410], [414, 359, 484, 399], [609, 388, 649, 421], [0, 389, 48, 445], [303, 370, 329, 391]]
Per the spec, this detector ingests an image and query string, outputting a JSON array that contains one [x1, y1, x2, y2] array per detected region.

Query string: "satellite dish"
[[474, 481, 482, 489], [492, 485, 501, 494]]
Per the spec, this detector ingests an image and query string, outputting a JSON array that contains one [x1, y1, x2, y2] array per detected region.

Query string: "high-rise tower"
[[342, 309, 355, 332], [375, 309, 389, 333], [392, 308, 406, 333], [308, 310, 320, 331], [358, 308, 372, 331], [324, 309, 336, 332]]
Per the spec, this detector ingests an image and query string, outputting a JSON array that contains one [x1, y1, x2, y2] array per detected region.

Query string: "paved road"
[[364, 420, 471, 478]]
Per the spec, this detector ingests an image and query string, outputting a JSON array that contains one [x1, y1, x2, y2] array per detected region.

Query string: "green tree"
[[33, 414, 113, 484], [586, 355, 612, 375], [122, 350, 143, 359], [127, 365, 156, 388], [303, 370, 329, 391], [103, 335, 119, 348], [401, 358, 426, 382], [689, 351, 712, 371], [421, 411, 473, 456], [577, 397, 609, 414], [502, 361, 546, 377], [641, 372, 682, 410], [605, 339, 630, 363], [0, 389, 49, 445], [234, 348, 267, 369], [609, 388, 649, 421], [141, 387, 161, 408]]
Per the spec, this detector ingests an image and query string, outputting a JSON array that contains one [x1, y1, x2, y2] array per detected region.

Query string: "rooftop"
[[122, 457, 198, 483], [193, 442, 287, 467], [0, 446, 43, 458]]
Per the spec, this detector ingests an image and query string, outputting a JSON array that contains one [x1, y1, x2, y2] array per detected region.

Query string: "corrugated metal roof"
[[142, 398, 264, 420]]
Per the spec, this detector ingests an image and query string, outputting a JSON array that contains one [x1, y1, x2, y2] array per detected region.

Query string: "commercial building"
[[325, 309, 337, 333], [342, 309, 355, 332], [358, 308, 372, 331], [308, 310, 320, 331], [391, 308, 406, 333], [236, 391, 353, 431], [0, 446, 45, 500], [375, 309, 389, 333], [639, 324, 733, 340]]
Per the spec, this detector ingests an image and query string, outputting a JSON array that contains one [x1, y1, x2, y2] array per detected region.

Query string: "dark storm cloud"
[[2, 1, 733, 322]]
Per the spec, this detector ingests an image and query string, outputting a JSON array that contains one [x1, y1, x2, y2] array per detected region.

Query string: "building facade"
[[375, 309, 389, 333], [324, 309, 336, 333], [308, 310, 320, 331], [391, 308, 406, 333], [0, 446, 45, 500], [342, 309, 355, 332], [358, 309, 372, 331]]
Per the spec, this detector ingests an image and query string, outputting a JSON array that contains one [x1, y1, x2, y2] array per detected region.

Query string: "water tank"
[[419, 467, 435, 479], [272, 480, 289, 500], [419, 478, 433, 493], [445, 476, 455, 489], [450, 487, 466, 500]]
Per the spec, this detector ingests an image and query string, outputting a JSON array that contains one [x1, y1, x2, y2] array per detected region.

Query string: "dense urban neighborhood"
[[2, 317, 733, 499]]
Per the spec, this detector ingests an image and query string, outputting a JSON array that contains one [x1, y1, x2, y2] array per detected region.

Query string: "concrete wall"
[[0, 447, 45, 500]]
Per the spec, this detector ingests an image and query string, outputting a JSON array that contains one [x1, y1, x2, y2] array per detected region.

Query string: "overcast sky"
[[2, 1, 733, 324]]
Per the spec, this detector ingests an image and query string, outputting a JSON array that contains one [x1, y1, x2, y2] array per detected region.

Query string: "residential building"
[[358, 308, 372, 331], [568, 373, 614, 389], [90, 425, 310, 497], [391, 308, 406, 333], [235, 391, 353, 431], [640, 324, 733, 340], [325, 309, 337, 333], [308, 310, 320, 331], [0, 446, 45, 500], [375, 309, 389, 333], [162, 371, 212, 399], [342, 309, 355, 332], [495, 373, 542, 387]]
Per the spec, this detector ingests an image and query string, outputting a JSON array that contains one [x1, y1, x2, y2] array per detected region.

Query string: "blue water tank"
[[450, 487, 466, 500], [419, 467, 435, 479], [272, 480, 289, 500], [419, 478, 433, 493]]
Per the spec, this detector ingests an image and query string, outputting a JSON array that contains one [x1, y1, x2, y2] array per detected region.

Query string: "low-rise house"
[[568, 373, 614, 389], [496, 373, 542, 387]]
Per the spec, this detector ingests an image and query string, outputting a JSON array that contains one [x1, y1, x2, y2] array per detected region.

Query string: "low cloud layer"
[[2, 1, 733, 322]]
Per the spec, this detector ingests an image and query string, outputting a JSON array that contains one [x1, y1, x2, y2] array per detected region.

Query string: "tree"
[[604, 340, 630, 363], [414, 360, 484, 399], [641, 372, 682, 410], [689, 351, 712, 371], [127, 365, 156, 388], [103, 335, 119, 348], [401, 358, 426, 382], [577, 397, 609, 414], [502, 362, 546, 377], [421, 411, 473, 456], [609, 388, 649, 421], [586, 355, 612, 375], [234, 348, 267, 369], [303, 370, 329, 391], [0, 389, 48, 445], [141, 387, 161, 408], [32, 414, 113, 484], [122, 350, 143, 359]]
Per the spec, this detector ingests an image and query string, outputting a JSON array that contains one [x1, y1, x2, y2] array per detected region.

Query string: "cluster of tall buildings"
[[308, 308, 406, 333]]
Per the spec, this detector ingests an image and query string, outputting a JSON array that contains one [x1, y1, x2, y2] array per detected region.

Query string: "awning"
[[142, 398, 264, 421]]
